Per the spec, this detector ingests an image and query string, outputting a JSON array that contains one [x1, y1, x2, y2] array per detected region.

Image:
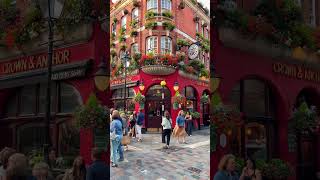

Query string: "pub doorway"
[[145, 85, 171, 130]]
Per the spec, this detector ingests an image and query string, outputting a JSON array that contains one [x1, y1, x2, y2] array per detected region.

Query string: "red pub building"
[[0, 0, 108, 163], [110, 0, 211, 131], [212, 0, 320, 179]]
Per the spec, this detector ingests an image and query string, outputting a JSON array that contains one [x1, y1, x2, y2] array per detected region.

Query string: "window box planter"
[[219, 26, 292, 59], [141, 65, 176, 75], [130, 30, 138, 37], [178, 70, 199, 80], [145, 21, 158, 30]]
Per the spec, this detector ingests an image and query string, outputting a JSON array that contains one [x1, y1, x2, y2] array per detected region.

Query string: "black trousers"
[[162, 129, 171, 146], [186, 121, 193, 135]]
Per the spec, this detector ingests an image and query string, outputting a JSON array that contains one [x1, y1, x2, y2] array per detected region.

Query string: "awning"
[[0, 59, 92, 89]]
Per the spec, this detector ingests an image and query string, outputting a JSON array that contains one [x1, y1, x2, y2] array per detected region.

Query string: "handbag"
[[121, 135, 131, 145], [110, 131, 116, 140]]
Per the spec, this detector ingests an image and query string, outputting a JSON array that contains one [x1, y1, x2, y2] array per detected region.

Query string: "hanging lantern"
[[160, 80, 166, 87], [173, 82, 179, 91]]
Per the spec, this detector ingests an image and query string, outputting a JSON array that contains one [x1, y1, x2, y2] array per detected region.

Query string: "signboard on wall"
[[273, 63, 320, 83]]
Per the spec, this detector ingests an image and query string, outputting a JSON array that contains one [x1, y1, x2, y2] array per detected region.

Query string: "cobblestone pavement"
[[110, 128, 210, 180]]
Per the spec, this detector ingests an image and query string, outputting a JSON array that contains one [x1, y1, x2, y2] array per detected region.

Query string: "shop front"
[[212, 38, 320, 179], [110, 70, 210, 132]]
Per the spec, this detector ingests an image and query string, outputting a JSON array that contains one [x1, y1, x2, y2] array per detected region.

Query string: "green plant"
[[28, 149, 44, 168], [290, 102, 319, 133], [210, 123, 218, 152], [235, 157, 245, 172], [133, 52, 142, 61], [191, 111, 200, 119], [200, 94, 209, 104], [111, 33, 116, 40], [162, 11, 173, 18], [145, 21, 158, 29], [110, 49, 117, 57], [177, 38, 190, 47], [113, 17, 118, 23], [133, 92, 145, 104], [162, 21, 175, 31], [120, 44, 127, 50], [145, 11, 157, 19], [130, 30, 138, 37], [118, 36, 126, 42], [74, 94, 108, 129], [130, 19, 138, 28], [262, 159, 292, 179]]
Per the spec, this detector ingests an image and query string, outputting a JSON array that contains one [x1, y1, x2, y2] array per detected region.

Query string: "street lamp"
[[139, 80, 145, 91], [160, 80, 166, 116], [39, 0, 64, 167], [94, 57, 109, 92], [122, 51, 130, 112], [173, 82, 179, 92]]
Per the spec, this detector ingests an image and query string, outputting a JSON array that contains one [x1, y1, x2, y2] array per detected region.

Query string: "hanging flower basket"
[[133, 92, 145, 104], [173, 102, 179, 110], [139, 103, 145, 110], [200, 94, 210, 104]]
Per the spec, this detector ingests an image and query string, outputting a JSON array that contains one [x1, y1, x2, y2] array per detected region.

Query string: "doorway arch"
[[145, 84, 171, 129]]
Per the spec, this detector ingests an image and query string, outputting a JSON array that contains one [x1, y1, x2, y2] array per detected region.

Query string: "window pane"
[[121, 16, 126, 29], [18, 124, 46, 154], [245, 123, 267, 160], [243, 80, 266, 116], [4, 93, 18, 117], [132, 8, 139, 20], [39, 83, 56, 113], [58, 120, 79, 156], [20, 85, 36, 115], [60, 83, 81, 113], [186, 87, 195, 99], [229, 83, 241, 110], [147, 37, 157, 53]]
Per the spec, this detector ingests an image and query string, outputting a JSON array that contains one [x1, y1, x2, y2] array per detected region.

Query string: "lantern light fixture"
[[139, 80, 145, 91], [173, 82, 179, 91], [94, 57, 109, 91], [160, 80, 166, 87]]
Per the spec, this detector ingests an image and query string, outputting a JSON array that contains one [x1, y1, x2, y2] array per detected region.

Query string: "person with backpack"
[[136, 109, 145, 142], [161, 110, 172, 149]]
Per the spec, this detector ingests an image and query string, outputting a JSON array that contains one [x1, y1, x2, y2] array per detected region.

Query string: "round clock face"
[[188, 43, 199, 60]]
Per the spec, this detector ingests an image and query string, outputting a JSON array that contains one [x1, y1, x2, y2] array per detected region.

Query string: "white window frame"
[[112, 23, 116, 35], [131, 43, 139, 54], [196, 22, 199, 33], [132, 8, 139, 21], [121, 16, 127, 30], [147, 0, 158, 12], [146, 36, 158, 53], [161, 0, 171, 12], [161, 36, 172, 54]]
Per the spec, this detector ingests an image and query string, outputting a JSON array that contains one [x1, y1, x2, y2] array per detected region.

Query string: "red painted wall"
[[211, 27, 320, 179]]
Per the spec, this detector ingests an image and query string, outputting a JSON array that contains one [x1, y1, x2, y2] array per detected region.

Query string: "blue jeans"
[[111, 136, 122, 164], [118, 142, 124, 160]]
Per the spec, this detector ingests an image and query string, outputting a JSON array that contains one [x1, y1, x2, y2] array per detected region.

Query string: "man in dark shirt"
[[136, 109, 145, 142], [86, 148, 109, 180]]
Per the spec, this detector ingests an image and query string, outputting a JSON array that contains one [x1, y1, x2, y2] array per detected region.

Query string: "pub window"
[[59, 83, 82, 113], [112, 88, 135, 111], [132, 8, 139, 21], [39, 83, 56, 114], [121, 16, 127, 30], [20, 85, 36, 115], [160, 36, 172, 54], [4, 93, 18, 117], [58, 121, 79, 156], [161, 0, 171, 12], [17, 124, 46, 154], [229, 79, 276, 160], [182, 86, 197, 112], [147, 0, 158, 11], [131, 43, 139, 54], [146, 36, 158, 53]]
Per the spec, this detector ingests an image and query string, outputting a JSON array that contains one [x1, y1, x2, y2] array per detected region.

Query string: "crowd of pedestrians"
[[213, 154, 262, 180], [0, 147, 109, 180]]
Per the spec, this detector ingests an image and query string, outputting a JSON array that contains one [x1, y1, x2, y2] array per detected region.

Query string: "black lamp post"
[[122, 51, 130, 112], [39, 0, 64, 166]]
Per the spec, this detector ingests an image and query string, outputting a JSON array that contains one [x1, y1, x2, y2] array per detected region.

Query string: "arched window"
[[160, 36, 172, 54], [229, 79, 276, 160], [132, 8, 139, 21], [146, 36, 158, 53], [121, 16, 127, 30], [112, 23, 116, 35], [20, 85, 36, 115], [131, 43, 139, 54], [59, 83, 82, 113], [147, 0, 158, 11], [182, 86, 197, 112], [161, 0, 171, 12]]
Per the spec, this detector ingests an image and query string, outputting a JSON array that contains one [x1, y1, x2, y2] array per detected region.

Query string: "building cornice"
[[111, 0, 133, 17], [184, 0, 210, 23]]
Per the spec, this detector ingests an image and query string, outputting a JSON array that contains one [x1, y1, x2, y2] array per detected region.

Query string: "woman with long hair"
[[62, 156, 86, 180], [213, 154, 239, 180], [240, 158, 262, 180], [5, 153, 32, 180], [172, 110, 187, 144], [161, 110, 172, 149], [110, 110, 123, 167]]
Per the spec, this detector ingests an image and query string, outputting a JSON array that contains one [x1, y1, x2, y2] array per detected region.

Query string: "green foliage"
[[191, 111, 200, 119], [290, 23, 316, 49], [145, 21, 157, 29], [113, 17, 118, 23], [110, 49, 117, 57], [133, 92, 145, 103], [145, 11, 157, 19], [132, 52, 142, 61], [120, 44, 127, 50], [235, 157, 245, 172], [130, 30, 138, 37], [162, 11, 173, 18], [211, 92, 222, 106], [130, 19, 138, 28], [74, 94, 108, 129], [177, 38, 190, 47], [162, 21, 175, 31], [200, 93, 209, 104], [291, 102, 318, 133], [118, 36, 126, 42], [28, 149, 44, 168]]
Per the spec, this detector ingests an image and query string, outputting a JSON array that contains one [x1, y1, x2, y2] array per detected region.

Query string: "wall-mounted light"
[[160, 80, 166, 87], [139, 80, 145, 91], [173, 82, 179, 91]]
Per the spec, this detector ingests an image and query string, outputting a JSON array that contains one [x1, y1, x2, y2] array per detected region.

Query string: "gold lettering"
[[28, 57, 35, 69], [63, 50, 70, 63], [297, 66, 303, 79]]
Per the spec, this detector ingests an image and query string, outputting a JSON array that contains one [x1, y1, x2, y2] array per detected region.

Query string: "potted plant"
[[177, 38, 190, 47], [162, 21, 175, 31], [113, 17, 118, 24], [176, 51, 186, 62], [172, 91, 185, 110], [261, 159, 292, 180], [162, 11, 173, 19], [133, 52, 142, 61], [145, 21, 158, 29], [130, 30, 138, 37], [130, 19, 139, 28], [291, 102, 319, 134], [145, 11, 157, 19], [133, 92, 146, 109], [200, 94, 209, 104], [120, 45, 127, 51], [110, 49, 117, 57]]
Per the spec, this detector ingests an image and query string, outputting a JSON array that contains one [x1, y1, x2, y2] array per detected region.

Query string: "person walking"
[[213, 154, 239, 180], [4, 153, 33, 180], [110, 110, 123, 167], [0, 147, 16, 180], [129, 113, 136, 138], [136, 109, 145, 142], [161, 110, 172, 149], [86, 148, 109, 179], [185, 111, 193, 136], [173, 110, 187, 144], [240, 158, 262, 180], [62, 156, 86, 180]]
